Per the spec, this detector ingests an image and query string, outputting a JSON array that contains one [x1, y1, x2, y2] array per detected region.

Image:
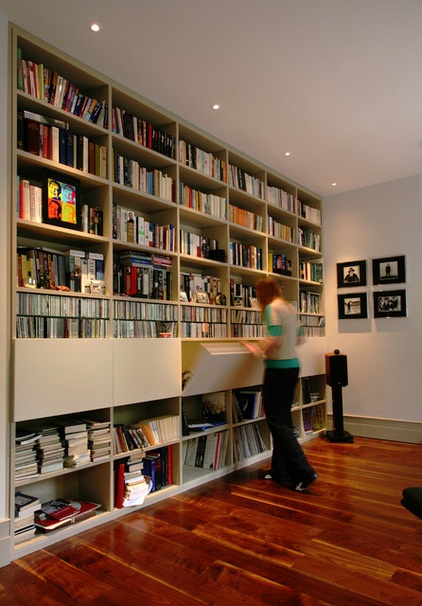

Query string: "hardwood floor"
[[0, 436, 421, 605]]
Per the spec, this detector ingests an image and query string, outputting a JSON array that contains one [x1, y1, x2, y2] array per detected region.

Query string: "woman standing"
[[245, 276, 318, 492]]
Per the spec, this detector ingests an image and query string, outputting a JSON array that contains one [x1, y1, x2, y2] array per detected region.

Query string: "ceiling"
[[2, 0, 422, 197]]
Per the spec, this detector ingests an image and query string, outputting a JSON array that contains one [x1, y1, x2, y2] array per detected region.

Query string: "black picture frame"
[[373, 290, 407, 318], [43, 171, 81, 230], [337, 260, 366, 288], [338, 293, 368, 319], [372, 255, 405, 285]]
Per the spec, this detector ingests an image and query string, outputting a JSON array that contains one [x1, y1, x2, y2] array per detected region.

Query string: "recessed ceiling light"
[[89, 22, 103, 33], [212, 104, 221, 110], [284, 152, 291, 157], [331, 182, 337, 187]]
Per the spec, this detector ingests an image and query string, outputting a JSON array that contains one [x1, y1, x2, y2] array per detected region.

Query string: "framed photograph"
[[372, 255, 405, 285], [338, 293, 368, 319], [249, 297, 259, 309], [373, 290, 407, 318], [194, 290, 209, 304], [337, 260, 367, 288], [43, 171, 81, 230]]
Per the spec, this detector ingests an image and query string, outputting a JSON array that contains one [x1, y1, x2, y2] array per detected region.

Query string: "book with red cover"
[[34, 499, 100, 532], [39, 498, 100, 521], [115, 462, 125, 509]]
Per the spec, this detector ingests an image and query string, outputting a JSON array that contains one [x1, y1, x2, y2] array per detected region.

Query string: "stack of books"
[[84, 419, 112, 463], [14, 491, 40, 544], [115, 454, 151, 507], [59, 420, 90, 468], [15, 431, 41, 481], [35, 427, 65, 474]]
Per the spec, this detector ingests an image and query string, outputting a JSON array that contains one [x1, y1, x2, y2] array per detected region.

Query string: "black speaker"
[[325, 350, 348, 387]]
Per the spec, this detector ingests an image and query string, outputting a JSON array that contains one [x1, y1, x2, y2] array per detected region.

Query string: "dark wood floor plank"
[[47, 540, 207, 606], [0, 437, 420, 606]]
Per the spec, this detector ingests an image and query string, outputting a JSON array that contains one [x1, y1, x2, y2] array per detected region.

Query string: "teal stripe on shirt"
[[265, 358, 300, 368]]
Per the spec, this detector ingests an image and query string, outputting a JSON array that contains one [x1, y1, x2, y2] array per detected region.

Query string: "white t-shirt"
[[265, 298, 299, 363]]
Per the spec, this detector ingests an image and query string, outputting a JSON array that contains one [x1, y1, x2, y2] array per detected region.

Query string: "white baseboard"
[[327, 415, 422, 444]]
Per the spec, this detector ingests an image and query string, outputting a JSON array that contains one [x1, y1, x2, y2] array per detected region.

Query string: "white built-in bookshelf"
[[8, 24, 326, 561]]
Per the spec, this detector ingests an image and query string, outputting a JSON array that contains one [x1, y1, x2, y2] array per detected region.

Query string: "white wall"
[[324, 175, 422, 436]]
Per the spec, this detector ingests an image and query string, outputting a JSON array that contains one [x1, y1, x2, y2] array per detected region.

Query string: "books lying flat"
[[15, 491, 40, 517], [187, 420, 226, 431], [34, 499, 101, 532]]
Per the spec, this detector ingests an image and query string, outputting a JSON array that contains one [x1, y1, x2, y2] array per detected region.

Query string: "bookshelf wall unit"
[[7, 24, 326, 562]]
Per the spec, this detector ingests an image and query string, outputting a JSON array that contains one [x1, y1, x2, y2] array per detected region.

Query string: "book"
[[115, 463, 125, 509], [37, 498, 101, 523], [39, 499, 81, 521], [15, 430, 41, 445], [34, 511, 72, 533], [15, 491, 40, 516]]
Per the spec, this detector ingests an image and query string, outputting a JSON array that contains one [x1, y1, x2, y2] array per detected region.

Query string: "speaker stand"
[[326, 385, 354, 443], [326, 429, 354, 443]]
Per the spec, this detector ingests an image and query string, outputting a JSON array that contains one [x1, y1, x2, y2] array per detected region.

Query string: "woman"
[[245, 276, 318, 492]]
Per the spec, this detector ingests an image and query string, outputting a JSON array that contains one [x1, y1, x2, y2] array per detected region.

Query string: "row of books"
[[114, 255, 173, 300], [299, 290, 322, 315], [17, 49, 108, 128], [268, 252, 293, 276], [16, 316, 110, 339], [230, 309, 261, 327], [299, 261, 324, 283], [230, 324, 264, 338], [229, 242, 263, 270], [302, 404, 325, 434], [299, 201, 321, 225], [230, 280, 257, 308], [178, 139, 227, 182], [112, 106, 176, 159], [113, 319, 175, 339], [113, 415, 179, 454], [113, 151, 175, 201], [179, 231, 223, 260], [113, 300, 178, 322], [180, 306, 227, 323], [267, 185, 297, 214], [15, 419, 111, 480], [17, 175, 104, 238], [298, 227, 321, 252], [228, 164, 264, 199], [112, 203, 176, 250], [179, 181, 227, 219], [179, 322, 227, 339], [180, 272, 222, 304], [228, 204, 264, 232], [233, 423, 267, 462], [184, 431, 229, 470], [267, 216, 295, 242], [19, 111, 107, 177], [17, 246, 105, 293]]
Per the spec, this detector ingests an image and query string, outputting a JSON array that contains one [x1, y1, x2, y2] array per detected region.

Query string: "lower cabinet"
[[11, 338, 326, 560]]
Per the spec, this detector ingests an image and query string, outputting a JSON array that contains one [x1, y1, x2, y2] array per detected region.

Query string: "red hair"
[[255, 277, 282, 309]]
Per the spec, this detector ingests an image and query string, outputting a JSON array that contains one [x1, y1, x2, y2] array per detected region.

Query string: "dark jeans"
[[262, 367, 317, 485]]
